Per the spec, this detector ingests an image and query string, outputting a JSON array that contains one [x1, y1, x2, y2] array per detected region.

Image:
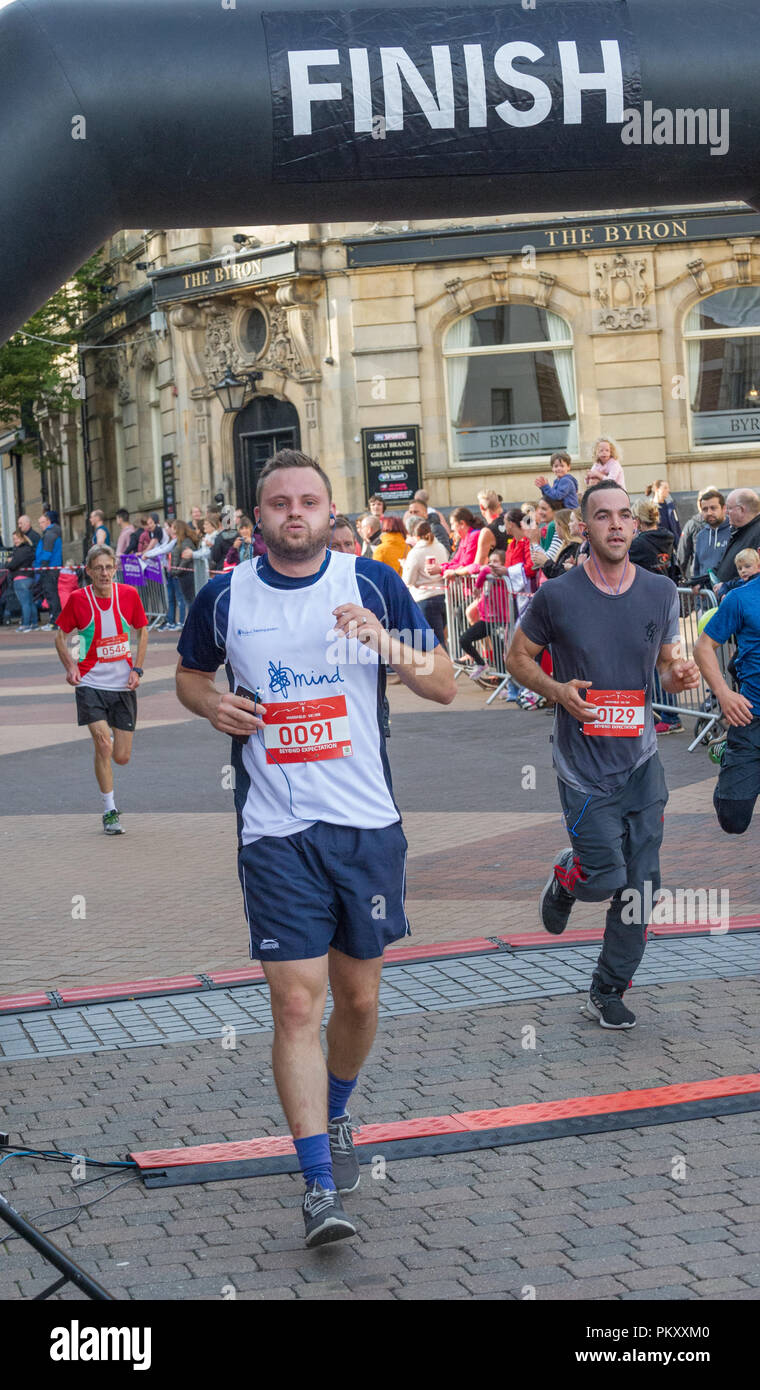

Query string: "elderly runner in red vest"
[[54, 544, 149, 835]]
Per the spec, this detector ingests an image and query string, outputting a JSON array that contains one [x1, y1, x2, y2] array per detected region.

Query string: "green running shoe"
[[708, 738, 727, 766], [102, 809, 124, 835]]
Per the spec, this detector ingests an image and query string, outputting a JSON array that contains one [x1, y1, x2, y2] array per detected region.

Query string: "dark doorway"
[[233, 395, 301, 517]]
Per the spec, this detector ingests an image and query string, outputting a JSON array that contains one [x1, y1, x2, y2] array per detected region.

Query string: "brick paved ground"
[[1, 628, 755, 991], [1, 626, 759, 1301], [1, 978, 759, 1301]]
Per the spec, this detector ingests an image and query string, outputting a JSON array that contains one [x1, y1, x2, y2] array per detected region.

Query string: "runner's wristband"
[[132, 666, 144, 677]]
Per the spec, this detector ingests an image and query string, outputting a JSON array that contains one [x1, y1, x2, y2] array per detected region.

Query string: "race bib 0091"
[[263, 695, 353, 763]]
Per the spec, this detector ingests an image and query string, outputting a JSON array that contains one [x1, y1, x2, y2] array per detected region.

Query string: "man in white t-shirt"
[[176, 450, 455, 1247]]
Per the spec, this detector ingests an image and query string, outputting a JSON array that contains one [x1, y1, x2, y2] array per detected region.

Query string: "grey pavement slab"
[[2, 931, 758, 1059]]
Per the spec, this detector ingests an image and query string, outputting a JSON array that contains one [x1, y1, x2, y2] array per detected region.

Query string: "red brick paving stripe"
[[650, 915, 760, 937], [0, 991, 51, 1013], [204, 966, 265, 985], [502, 927, 605, 948], [383, 938, 499, 964], [507, 918, 760, 948], [56, 974, 205, 1004], [4, 919, 759, 1014], [130, 1074, 760, 1170]]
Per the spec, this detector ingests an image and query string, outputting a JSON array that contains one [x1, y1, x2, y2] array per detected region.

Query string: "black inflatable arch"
[[0, 0, 758, 344]]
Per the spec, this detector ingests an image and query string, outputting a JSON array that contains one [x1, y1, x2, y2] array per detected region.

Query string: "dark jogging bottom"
[[555, 753, 668, 994]]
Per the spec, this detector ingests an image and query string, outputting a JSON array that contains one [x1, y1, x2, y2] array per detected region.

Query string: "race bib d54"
[[263, 695, 353, 763], [582, 688, 645, 737]]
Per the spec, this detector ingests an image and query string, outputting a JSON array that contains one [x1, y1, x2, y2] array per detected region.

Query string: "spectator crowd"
[[2, 433, 759, 742]]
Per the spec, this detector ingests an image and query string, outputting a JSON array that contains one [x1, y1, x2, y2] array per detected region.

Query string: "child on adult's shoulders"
[[584, 436, 626, 490]]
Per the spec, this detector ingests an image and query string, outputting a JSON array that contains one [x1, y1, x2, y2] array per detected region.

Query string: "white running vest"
[[225, 552, 400, 844]]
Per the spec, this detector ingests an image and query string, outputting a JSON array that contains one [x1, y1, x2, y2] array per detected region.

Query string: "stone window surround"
[[681, 282, 760, 454], [441, 303, 577, 472]]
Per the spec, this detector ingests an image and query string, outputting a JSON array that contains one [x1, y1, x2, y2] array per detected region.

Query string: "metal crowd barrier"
[[652, 586, 734, 752], [192, 549, 211, 595], [444, 573, 520, 706], [116, 558, 168, 630]]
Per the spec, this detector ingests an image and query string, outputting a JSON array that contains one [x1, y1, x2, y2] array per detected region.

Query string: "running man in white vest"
[[176, 450, 455, 1247], [54, 544, 148, 835]]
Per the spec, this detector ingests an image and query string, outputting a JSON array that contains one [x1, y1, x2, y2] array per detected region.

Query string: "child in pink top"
[[585, 437, 626, 490]]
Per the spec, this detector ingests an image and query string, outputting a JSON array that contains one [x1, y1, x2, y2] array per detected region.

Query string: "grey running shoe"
[[583, 987, 636, 1030], [102, 810, 124, 835], [539, 848, 576, 934], [302, 1182, 357, 1247], [328, 1112, 361, 1194]]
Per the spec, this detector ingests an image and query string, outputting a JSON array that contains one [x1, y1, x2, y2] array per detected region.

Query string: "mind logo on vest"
[[266, 659, 346, 698]]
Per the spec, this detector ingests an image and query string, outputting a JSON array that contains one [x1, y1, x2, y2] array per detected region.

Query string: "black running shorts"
[[75, 685, 137, 731]]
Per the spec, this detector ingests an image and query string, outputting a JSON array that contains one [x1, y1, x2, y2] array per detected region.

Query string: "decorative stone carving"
[[93, 345, 131, 402], [729, 238, 754, 286], [489, 267, 511, 303], [687, 257, 713, 296], [591, 253, 652, 330], [169, 303, 204, 332], [445, 277, 473, 314], [169, 302, 212, 399], [533, 271, 556, 309], [203, 306, 244, 385], [132, 341, 156, 371], [265, 281, 321, 380]]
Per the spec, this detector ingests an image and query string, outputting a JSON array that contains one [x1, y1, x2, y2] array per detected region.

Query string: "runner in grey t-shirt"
[[507, 481, 700, 1030]]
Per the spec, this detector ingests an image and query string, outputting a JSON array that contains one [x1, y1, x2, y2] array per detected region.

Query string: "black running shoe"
[[302, 1182, 357, 1247], [328, 1112, 361, 1194], [584, 987, 636, 1030], [539, 848, 576, 934]]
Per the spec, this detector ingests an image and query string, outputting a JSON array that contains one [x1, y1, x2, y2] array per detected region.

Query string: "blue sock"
[[328, 1070, 358, 1121], [294, 1133, 335, 1191]]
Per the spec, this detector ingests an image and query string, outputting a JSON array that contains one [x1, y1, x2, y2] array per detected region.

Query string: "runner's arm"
[[384, 638, 456, 704], [473, 526, 495, 567], [125, 625, 149, 689], [175, 661, 268, 736], [54, 627, 80, 684], [506, 627, 598, 719], [693, 632, 753, 725], [655, 640, 701, 694], [330, 605, 456, 705]]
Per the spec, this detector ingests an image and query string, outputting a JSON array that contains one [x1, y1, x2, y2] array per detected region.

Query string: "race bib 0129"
[[582, 688, 645, 737], [263, 695, 353, 764]]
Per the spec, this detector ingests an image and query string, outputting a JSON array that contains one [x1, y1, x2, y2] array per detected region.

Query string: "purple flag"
[[121, 554, 144, 586], [142, 557, 163, 583]]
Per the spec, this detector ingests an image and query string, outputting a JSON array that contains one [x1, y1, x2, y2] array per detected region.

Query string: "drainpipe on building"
[[78, 345, 94, 516]]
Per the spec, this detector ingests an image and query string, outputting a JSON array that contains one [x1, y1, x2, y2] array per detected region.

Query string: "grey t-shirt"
[[519, 564, 681, 795]]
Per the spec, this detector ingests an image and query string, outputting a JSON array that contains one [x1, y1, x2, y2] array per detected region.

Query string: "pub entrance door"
[[233, 396, 301, 517]]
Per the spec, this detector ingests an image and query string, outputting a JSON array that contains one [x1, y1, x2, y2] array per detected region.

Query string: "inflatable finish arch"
[[0, 0, 757, 345]]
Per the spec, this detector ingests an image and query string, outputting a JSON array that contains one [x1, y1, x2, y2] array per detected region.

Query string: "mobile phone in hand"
[[233, 684, 262, 746]]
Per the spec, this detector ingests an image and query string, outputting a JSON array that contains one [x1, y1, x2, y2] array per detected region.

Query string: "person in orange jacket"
[[371, 515, 409, 576]]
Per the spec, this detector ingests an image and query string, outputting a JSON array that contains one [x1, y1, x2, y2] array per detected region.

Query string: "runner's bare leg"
[[264, 957, 330, 1137], [326, 948, 383, 1080], [88, 719, 114, 793], [112, 728, 134, 766]]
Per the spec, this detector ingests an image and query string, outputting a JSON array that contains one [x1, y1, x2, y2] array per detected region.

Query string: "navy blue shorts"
[[238, 820, 411, 962]]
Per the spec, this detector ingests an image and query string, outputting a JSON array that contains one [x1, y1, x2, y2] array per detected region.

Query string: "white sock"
[[102, 791, 116, 813]]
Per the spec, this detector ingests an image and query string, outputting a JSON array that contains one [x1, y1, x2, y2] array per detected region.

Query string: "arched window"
[[443, 304, 577, 466], [685, 288, 760, 447]]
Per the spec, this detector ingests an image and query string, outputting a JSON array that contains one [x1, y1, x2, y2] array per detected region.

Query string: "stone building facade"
[[26, 203, 760, 550]]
